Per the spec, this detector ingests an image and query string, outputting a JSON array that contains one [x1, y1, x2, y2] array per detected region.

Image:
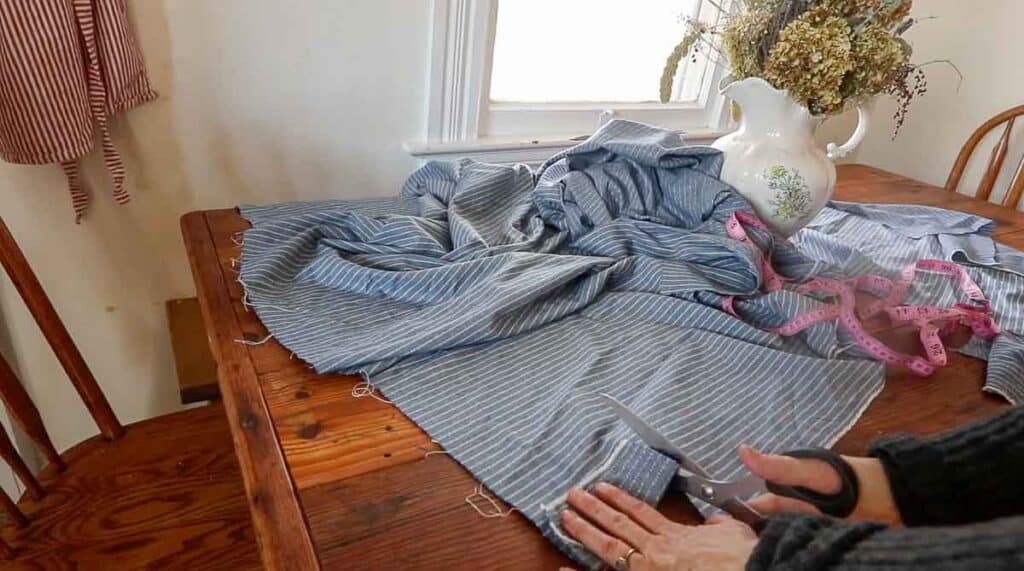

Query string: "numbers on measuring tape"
[[724, 212, 1000, 377]]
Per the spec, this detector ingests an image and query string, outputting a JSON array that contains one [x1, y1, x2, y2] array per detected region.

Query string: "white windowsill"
[[403, 128, 732, 165]]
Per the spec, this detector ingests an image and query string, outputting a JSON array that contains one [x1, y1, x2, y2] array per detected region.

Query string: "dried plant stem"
[[915, 58, 964, 86], [703, 0, 729, 16], [660, 35, 698, 103], [758, 0, 813, 66], [660, 0, 947, 140], [697, 35, 729, 65], [852, 8, 882, 35]]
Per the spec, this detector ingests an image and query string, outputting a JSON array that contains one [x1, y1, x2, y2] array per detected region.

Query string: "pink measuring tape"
[[724, 212, 1000, 377]]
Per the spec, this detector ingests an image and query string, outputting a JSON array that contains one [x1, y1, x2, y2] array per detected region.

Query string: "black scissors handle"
[[765, 448, 860, 518]]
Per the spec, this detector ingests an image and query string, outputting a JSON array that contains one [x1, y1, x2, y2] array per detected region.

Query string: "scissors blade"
[[713, 472, 768, 499], [678, 473, 767, 528], [679, 472, 767, 505], [598, 393, 712, 479]]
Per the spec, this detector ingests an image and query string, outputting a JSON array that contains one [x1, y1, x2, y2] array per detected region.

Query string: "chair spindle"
[[0, 219, 123, 440], [1004, 155, 1024, 209], [0, 417, 43, 501], [0, 353, 64, 473], [976, 117, 1015, 201], [946, 105, 1024, 206], [0, 485, 26, 529]]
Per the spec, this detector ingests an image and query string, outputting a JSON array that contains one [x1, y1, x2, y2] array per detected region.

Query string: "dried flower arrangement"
[[660, 0, 958, 136]]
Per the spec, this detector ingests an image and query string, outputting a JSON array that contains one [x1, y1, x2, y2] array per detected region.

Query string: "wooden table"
[[181, 164, 1016, 570]]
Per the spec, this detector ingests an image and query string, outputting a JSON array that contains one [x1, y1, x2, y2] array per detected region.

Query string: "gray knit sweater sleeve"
[[747, 514, 1024, 570], [868, 406, 1024, 526], [748, 407, 1024, 570]]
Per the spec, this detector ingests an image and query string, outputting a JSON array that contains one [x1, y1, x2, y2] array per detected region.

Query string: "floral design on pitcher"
[[765, 165, 811, 221]]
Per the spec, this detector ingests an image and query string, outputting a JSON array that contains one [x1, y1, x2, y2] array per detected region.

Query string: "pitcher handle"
[[826, 105, 869, 161]]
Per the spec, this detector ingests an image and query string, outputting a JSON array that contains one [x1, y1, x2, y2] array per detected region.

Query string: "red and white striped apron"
[[0, 0, 156, 221]]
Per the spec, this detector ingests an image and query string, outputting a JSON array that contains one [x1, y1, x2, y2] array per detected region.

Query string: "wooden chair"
[[0, 218, 260, 568], [946, 105, 1024, 207]]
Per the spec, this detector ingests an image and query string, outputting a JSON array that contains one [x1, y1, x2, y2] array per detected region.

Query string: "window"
[[407, 0, 732, 163]]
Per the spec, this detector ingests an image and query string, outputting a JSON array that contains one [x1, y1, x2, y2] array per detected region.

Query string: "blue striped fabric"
[[799, 203, 1024, 403], [238, 119, 1017, 568]]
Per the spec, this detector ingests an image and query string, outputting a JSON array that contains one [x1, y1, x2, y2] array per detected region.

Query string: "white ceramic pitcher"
[[712, 77, 869, 237]]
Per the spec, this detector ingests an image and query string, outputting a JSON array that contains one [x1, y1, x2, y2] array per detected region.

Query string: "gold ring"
[[614, 547, 639, 571]]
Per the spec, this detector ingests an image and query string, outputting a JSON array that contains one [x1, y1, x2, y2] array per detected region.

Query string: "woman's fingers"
[[566, 487, 652, 548], [591, 483, 675, 534], [746, 492, 822, 516], [560, 509, 640, 569], [738, 445, 841, 494], [704, 513, 733, 525]]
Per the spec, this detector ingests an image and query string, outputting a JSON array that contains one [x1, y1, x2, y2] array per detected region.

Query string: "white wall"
[[855, 0, 1024, 201], [0, 0, 433, 453]]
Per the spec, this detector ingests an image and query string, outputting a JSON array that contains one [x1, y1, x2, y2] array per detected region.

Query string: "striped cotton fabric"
[[798, 202, 1024, 403], [239, 120, 897, 569], [0, 0, 156, 220]]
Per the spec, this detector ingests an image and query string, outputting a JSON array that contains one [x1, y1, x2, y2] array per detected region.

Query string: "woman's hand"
[[560, 483, 757, 571], [738, 445, 902, 525]]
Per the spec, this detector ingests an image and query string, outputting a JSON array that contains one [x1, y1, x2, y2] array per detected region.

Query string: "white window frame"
[[405, 0, 734, 163]]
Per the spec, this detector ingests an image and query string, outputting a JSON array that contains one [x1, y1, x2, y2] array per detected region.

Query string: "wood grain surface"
[[0, 218, 259, 567], [182, 164, 1019, 570], [1, 404, 261, 569], [166, 297, 221, 404], [182, 212, 320, 571]]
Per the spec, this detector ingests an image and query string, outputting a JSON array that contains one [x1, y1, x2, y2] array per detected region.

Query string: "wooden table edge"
[[180, 211, 320, 571]]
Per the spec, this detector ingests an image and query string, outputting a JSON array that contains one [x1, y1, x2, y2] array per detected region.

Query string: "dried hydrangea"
[[828, 0, 912, 28], [763, 14, 853, 115], [660, 0, 926, 125], [845, 23, 910, 98], [722, 7, 776, 79], [880, 0, 913, 27]]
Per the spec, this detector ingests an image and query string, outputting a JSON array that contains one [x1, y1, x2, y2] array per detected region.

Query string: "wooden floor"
[[0, 404, 261, 570]]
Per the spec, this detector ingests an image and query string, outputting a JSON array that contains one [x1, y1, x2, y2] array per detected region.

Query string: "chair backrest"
[[945, 105, 1024, 207], [0, 218, 122, 548]]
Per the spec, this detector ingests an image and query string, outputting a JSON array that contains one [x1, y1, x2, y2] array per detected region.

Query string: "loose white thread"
[[236, 273, 317, 316], [231, 233, 244, 246], [465, 484, 517, 519], [351, 380, 392, 404], [244, 298, 298, 314], [236, 274, 253, 312], [233, 333, 274, 346], [419, 439, 450, 458]]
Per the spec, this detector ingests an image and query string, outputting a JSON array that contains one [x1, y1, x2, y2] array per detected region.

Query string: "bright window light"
[[489, 0, 704, 104]]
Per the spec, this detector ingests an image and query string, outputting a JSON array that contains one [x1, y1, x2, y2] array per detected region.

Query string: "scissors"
[[599, 393, 859, 530]]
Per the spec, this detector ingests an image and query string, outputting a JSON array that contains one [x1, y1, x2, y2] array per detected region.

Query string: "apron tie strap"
[[60, 161, 89, 224], [67, 0, 131, 222]]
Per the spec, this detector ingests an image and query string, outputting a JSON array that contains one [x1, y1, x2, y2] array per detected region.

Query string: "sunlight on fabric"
[[490, 0, 702, 103]]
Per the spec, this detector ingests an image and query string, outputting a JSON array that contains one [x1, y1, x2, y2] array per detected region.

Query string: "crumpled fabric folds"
[[237, 120, 1024, 569]]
